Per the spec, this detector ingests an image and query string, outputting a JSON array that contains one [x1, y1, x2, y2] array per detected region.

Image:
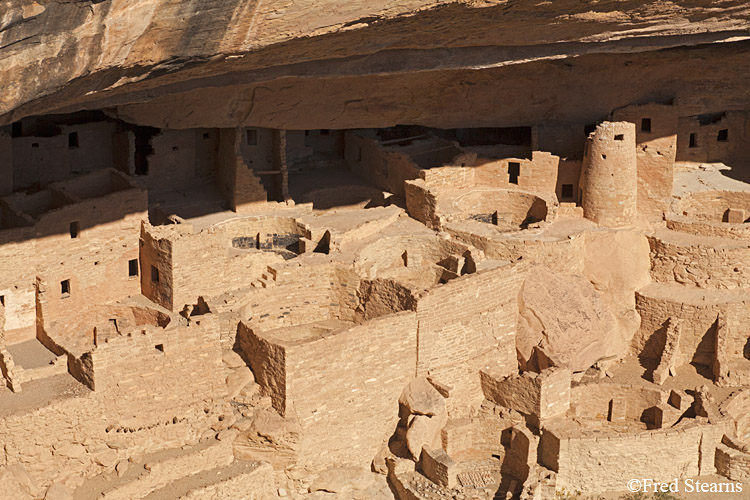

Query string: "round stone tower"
[[579, 121, 638, 226]]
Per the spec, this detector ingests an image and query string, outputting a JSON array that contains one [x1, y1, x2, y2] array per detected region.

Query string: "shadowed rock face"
[[1, 0, 750, 128]]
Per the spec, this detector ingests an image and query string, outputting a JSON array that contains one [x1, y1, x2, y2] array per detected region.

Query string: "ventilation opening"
[[68, 131, 79, 149], [155, 344, 164, 353], [508, 162, 520, 185], [614, 134, 624, 141], [689, 133, 698, 148], [602, 154, 607, 160], [151, 266, 160, 283], [641, 118, 652, 133], [61, 280, 70, 297], [202, 132, 211, 140], [561, 184, 574, 200], [171, 146, 179, 152], [128, 259, 139, 277], [320, 129, 330, 136], [31, 143, 39, 148], [718, 129, 729, 142], [69, 221, 80, 238], [247, 129, 257, 146]]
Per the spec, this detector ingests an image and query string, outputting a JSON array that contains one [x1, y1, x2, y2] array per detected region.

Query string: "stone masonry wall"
[[34, 184, 146, 327], [405, 179, 440, 229], [580, 122, 638, 226], [666, 215, 750, 240], [648, 230, 750, 289], [287, 312, 417, 468], [611, 104, 677, 220], [0, 226, 36, 344], [570, 383, 665, 420], [446, 227, 586, 276], [89, 316, 226, 418], [633, 286, 744, 365], [139, 223, 176, 310], [0, 392, 224, 492], [543, 421, 718, 493], [217, 128, 268, 211], [416, 261, 527, 385], [472, 151, 559, 195]]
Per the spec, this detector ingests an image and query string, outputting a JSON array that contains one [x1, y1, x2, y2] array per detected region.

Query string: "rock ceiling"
[[2, 0, 750, 128]]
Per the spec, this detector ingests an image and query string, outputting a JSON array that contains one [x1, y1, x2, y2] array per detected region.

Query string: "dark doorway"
[[68, 131, 79, 149], [508, 162, 521, 185], [561, 184, 574, 200], [134, 126, 159, 175]]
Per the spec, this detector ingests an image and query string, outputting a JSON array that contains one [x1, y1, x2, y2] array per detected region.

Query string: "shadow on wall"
[[11, 0, 750, 128], [452, 189, 549, 229], [638, 316, 717, 372]]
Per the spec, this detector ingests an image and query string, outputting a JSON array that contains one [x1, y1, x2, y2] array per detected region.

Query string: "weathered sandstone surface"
[[2, 0, 750, 128]]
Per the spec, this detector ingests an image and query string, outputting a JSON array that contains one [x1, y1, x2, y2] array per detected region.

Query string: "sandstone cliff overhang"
[[1, 0, 750, 129]]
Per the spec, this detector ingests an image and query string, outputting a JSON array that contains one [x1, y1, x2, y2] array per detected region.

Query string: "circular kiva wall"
[[218, 216, 310, 258], [301, 185, 386, 210], [675, 190, 750, 223], [570, 383, 666, 422], [448, 188, 549, 229]]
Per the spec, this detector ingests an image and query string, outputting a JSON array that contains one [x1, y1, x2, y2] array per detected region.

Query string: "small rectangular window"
[[508, 162, 521, 185], [320, 129, 330, 136], [202, 132, 210, 140], [614, 134, 624, 141], [246, 129, 257, 146], [561, 184, 574, 200], [69, 221, 80, 238], [61, 280, 70, 297], [151, 266, 160, 283], [641, 118, 652, 133], [0, 295, 5, 306], [31, 143, 39, 148], [717, 129, 729, 142], [68, 131, 79, 149], [689, 133, 698, 148], [128, 259, 139, 277]]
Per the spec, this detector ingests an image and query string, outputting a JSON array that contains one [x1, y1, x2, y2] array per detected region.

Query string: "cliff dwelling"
[[2, 1, 750, 500]]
